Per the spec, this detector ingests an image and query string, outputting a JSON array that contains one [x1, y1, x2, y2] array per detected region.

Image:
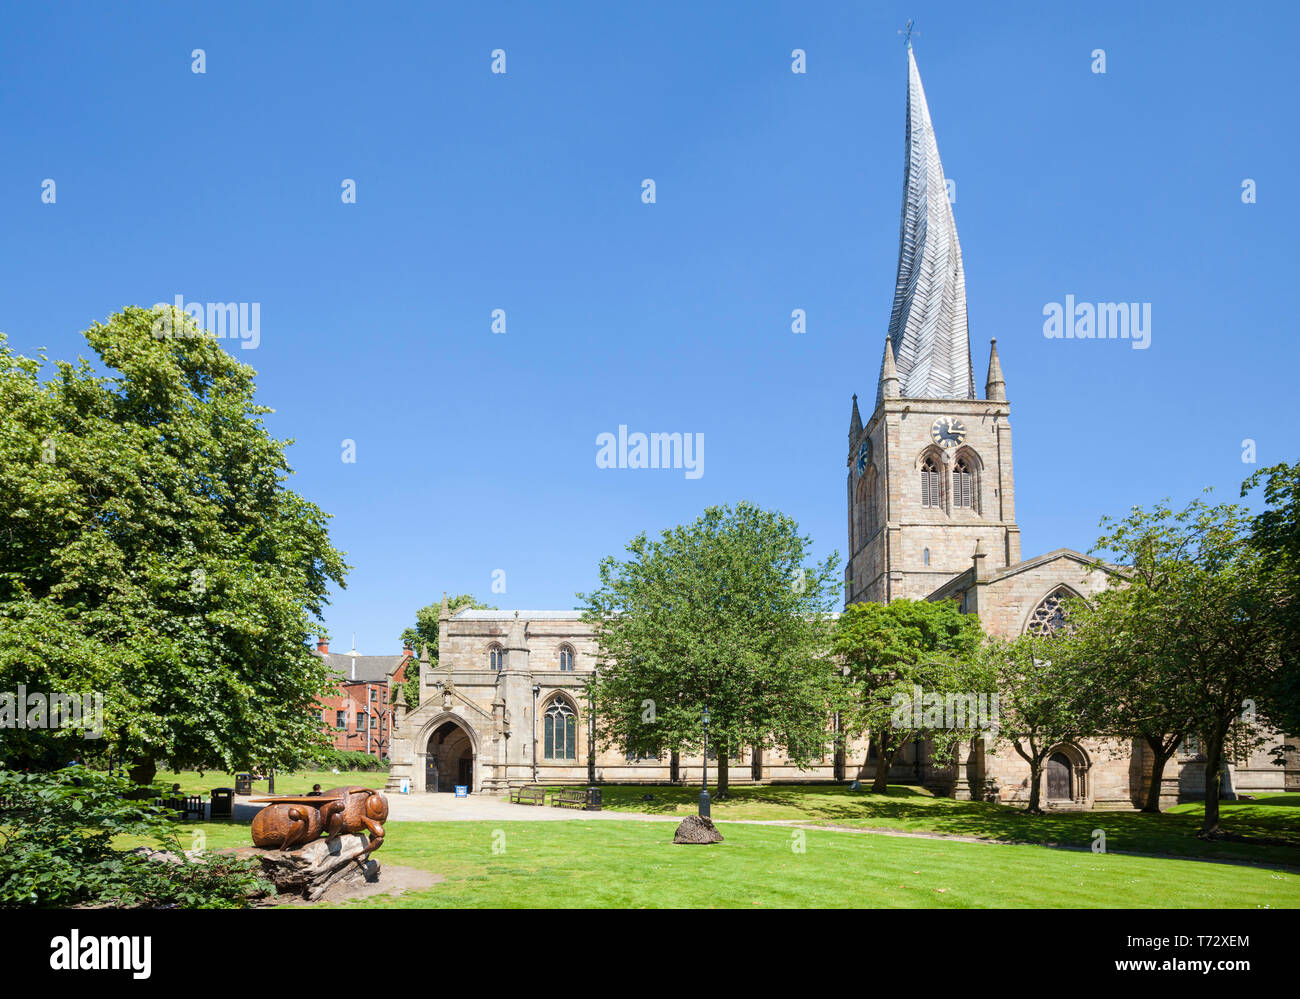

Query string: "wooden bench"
[[549, 788, 588, 809], [509, 785, 547, 806], [156, 796, 205, 820]]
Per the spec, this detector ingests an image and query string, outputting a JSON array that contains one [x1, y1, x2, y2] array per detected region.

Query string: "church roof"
[[880, 46, 975, 404], [453, 609, 585, 620]]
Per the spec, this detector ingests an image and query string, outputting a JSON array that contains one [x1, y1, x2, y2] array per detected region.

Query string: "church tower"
[[847, 45, 1020, 606]]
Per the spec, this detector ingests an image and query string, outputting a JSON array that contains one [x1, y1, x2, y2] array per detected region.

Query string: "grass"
[[155, 769, 388, 797], [124, 817, 1300, 909], [581, 784, 1300, 867]]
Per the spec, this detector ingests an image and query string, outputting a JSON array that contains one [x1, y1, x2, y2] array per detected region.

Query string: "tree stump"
[[254, 834, 380, 901], [673, 814, 724, 844]]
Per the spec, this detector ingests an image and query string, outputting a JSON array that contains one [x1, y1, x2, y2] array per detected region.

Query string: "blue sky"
[[2, 2, 1296, 653]]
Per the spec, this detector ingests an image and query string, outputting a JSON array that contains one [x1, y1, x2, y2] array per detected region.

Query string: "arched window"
[[920, 455, 941, 508], [488, 643, 505, 670], [953, 457, 973, 508], [543, 699, 577, 760], [923, 547, 931, 566], [1026, 588, 1076, 635], [854, 469, 877, 547], [558, 644, 575, 672]]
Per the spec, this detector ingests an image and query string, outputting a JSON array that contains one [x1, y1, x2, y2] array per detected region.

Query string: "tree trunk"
[[1142, 740, 1173, 813], [1201, 738, 1224, 836], [871, 749, 893, 794], [127, 755, 157, 798], [1026, 760, 1043, 814], [716, 750, 729, 799]]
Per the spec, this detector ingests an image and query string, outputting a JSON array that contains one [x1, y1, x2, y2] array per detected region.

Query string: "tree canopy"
[[0, 308, 348, 784]]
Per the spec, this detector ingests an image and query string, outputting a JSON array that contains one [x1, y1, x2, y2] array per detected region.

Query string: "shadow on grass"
[[594, 784, 1300, 867]]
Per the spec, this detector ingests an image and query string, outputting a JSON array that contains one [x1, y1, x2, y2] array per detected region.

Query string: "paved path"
[[231, 793, 677, 824]]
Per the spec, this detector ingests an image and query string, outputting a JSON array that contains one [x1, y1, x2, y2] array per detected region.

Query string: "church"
[[385, 46, 1294, 808]]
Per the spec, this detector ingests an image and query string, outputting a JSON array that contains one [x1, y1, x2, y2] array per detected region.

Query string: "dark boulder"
[[673, 814, 724, 844]]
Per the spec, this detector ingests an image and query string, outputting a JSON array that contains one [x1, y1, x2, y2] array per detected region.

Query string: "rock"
[[128, 847, 185, 864], [673, 814, 723, 845], [255, 833, 380, 901]]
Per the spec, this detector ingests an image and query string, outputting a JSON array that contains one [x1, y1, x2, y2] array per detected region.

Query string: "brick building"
[[315, 639, 411, 761]]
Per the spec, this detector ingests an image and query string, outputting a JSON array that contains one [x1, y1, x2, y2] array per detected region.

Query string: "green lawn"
[[581, 784, 1300, 867], [156, 769, 388, 797], [129, 817, 1300, 909]]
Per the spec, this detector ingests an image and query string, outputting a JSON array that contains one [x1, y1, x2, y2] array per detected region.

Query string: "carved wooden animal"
[[249, 786, 388, 855]]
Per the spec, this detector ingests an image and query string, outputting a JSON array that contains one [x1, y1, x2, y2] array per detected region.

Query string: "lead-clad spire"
[[882, 47, 975, 402]]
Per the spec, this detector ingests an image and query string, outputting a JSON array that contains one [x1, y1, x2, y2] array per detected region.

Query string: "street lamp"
[[699, 705, 711, 818]]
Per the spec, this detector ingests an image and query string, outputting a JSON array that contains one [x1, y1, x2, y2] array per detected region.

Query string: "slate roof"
[[881, 46, 975, 403], [318, 652, 406, 684]]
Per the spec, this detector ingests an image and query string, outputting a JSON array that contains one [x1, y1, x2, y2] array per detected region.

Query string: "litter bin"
[[585, 786, 602, 811], [210, 788, 234, 818], [234, 773, 252, 796]]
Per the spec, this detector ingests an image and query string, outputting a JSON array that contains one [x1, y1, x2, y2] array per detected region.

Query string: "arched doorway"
[[426, 719, 475, 793], [1046, 752, 1073, 802]]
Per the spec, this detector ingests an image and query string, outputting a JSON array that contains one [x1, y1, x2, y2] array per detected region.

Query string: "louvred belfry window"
[[953, 458, 973, 508], [920, 456, 941, 508]]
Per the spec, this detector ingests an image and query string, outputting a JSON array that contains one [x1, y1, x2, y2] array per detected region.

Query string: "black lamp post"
[[699, 705, 711, 818]]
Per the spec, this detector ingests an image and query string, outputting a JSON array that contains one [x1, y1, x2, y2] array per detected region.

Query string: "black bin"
[[234, 773, 252, 795], [585, 786, 602, 811], [210, 788, 234, 818]]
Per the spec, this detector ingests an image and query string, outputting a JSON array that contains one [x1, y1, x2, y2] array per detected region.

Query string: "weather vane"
[[898, 19, 918, 49]]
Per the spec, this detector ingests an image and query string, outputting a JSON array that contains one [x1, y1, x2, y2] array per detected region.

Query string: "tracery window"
[[920, 456, 941, 508], [544, 699, 578, 760], [559, 644, 575, 671], [1026, 588, 1074, 635], [488, 643, 505, 670]]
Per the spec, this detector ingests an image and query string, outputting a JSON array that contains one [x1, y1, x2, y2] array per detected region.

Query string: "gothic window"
[[953, 457, 973, 508], [544, 699, 578, 760], [923, 547, 931, 566], [1026, 588, 1076, 635], [920, 456, 941, 508], [854, 469, 877, 546], [488, 643, 504, 670], [559, 644, 575, 671]]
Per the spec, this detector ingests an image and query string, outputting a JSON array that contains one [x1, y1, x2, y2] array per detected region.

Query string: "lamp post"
[[699, 705, 711, 818]]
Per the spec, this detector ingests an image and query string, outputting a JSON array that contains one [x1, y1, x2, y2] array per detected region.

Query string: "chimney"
[[316, 638, 329, 654]]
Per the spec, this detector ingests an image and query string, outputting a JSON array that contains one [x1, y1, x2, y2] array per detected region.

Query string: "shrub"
[[307, 749, 389, 773], [0, 766, 270, 909]]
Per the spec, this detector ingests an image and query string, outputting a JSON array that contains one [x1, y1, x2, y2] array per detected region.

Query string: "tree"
[[832, 599, 985, 792], [1242, 462, 1300, 740], [580, 502, 841, 797], [984, 632, 1095, 814], [0, 308, 348, 786], [1059, 572, 1199, 812], [397, 594, 494, 707], [1090, 495, 1282, 835]]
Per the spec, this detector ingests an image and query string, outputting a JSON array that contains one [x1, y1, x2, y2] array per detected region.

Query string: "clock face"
[[930, 416, 967, 449], [856, 439, 872, 474]]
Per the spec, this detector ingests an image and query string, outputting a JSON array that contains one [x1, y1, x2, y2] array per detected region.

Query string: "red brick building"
[[315, 639, 412, 760]]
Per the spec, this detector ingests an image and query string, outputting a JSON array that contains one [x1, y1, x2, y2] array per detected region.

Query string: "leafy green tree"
[[1242, 462, 1300, 740], [397, 594, 494, 707], [580, 502, 841, 797], [1091, 495, 1282, 835], [832, 599, 984, 792], [0, 308, 348, 787]]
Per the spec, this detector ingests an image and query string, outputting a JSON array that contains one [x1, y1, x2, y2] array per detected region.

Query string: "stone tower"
[[846, 46, 1020, 606]]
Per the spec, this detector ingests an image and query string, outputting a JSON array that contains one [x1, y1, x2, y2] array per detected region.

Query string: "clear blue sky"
[[2, 2, 1296, 653]]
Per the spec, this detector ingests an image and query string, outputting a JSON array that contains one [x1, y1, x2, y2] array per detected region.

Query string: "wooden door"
[[1047, 753, 1072, 801]]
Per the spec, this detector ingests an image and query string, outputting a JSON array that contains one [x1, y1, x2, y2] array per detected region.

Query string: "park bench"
[[509, 785, 547, 806], [156, 795, 205, 820], [549, 787, 588, 809]]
